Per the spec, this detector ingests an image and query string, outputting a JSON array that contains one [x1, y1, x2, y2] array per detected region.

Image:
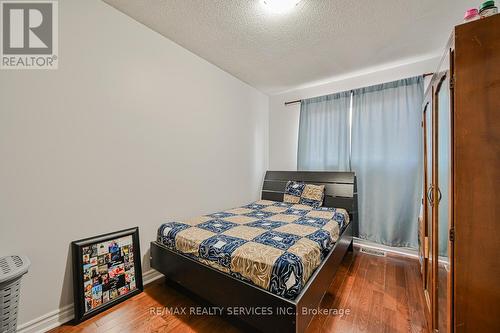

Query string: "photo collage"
[[82, 235, 137, 313]]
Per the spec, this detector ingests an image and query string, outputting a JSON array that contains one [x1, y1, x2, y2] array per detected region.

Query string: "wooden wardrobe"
[[420, 14, 500, 333]]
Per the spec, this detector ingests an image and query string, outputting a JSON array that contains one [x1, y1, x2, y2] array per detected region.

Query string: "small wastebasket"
[[0, 256, 30, 333]]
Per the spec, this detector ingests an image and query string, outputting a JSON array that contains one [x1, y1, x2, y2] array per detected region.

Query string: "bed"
[[150, 171, 358, 333]]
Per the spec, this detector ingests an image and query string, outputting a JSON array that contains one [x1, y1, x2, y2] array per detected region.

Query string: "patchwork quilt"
[[157, 200, 349, 300]]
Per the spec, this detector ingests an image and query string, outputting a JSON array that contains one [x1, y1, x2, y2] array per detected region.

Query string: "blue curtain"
[[297, 91, 351, 171], [351, 76, 424, 247]]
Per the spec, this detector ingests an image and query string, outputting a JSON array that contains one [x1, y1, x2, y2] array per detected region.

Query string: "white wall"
[[0, 0, 268, 329], [269, 56, 439, 170]]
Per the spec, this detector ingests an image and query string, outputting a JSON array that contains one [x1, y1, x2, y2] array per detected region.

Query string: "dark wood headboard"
[[261, 171, 358, 236]]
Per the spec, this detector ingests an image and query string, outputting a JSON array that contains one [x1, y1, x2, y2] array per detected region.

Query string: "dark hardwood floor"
[[50, 249, 429, 333]]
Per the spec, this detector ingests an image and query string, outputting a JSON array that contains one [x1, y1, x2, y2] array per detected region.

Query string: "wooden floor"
[[50, 249, 429, 333]]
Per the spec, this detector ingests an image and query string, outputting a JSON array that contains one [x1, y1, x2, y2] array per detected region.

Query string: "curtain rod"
[[284, 72, 434, 106]]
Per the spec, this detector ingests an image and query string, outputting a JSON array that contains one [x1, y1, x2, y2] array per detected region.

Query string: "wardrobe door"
[[434, 47, 454, 333], [422, 92, 433, 315]]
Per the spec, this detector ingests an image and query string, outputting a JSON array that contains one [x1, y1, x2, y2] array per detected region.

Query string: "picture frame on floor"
[[71, 227, 143, 323]]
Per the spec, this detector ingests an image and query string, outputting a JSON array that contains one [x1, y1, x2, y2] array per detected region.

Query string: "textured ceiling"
[[103, 0, 476, 94]]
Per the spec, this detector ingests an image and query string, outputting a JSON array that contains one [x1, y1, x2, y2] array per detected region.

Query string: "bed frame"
[[150, 171, 358, 332]]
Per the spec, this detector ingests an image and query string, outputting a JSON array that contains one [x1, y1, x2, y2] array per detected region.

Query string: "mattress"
[[156, 200, 349, 300]]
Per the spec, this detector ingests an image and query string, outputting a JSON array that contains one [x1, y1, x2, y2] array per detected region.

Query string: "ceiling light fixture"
[[262, 0, 302, 14]]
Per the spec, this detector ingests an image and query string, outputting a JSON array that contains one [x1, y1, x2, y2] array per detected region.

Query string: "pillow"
[[283, 181, 325, 208], [300, 183, 325, 208], [283, 181, 305, 204]]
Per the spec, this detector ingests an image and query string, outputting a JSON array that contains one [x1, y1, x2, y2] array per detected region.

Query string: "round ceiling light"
[[262, 0, 302, 14]]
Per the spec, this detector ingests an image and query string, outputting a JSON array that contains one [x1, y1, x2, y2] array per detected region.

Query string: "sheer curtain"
[[297, 91, 351, 171], [351, 76, 423, 247]]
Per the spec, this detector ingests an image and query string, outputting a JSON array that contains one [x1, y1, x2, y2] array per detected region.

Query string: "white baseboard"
[[16, 304, 74, 333], [142, 268, 163, 285], [16, 269, 163, 333], [353, 237, 419, 259]]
